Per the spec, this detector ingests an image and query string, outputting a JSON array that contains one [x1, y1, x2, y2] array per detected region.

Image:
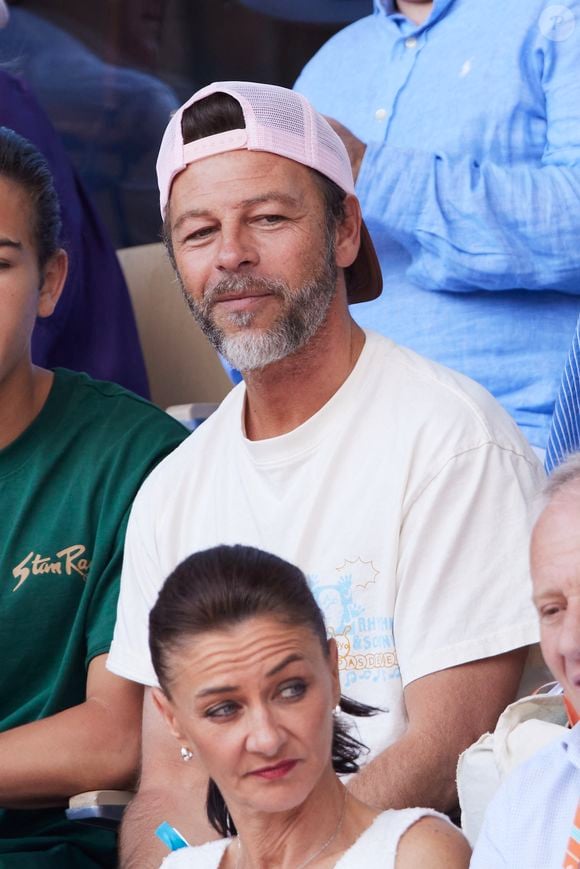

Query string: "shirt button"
[[375, 108, 387, 121], [405, 36, 417, 48]]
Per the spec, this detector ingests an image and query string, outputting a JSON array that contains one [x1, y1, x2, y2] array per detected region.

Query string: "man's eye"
[[278, 680, 307, 700], [185, 226, 214, 242], [205, 701, 239, 719], [256, 214, 286, 225], [540, 603, 564, 619]]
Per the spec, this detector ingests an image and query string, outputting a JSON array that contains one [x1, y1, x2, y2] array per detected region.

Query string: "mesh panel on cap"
[[224, 82, 354, 195], [314, 112, 354, 194], [234, 83, 307, 139]]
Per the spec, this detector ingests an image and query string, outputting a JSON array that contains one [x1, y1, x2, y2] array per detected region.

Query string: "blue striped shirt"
[[546, 316, 580, 471]]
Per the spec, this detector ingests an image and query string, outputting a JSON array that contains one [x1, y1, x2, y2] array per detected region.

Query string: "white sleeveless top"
[[160, 807, 448, 868]]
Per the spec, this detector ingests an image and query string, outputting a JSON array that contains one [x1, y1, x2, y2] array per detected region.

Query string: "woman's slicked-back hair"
[[0, 126, 62, 270], [149, 544, 378, 838]]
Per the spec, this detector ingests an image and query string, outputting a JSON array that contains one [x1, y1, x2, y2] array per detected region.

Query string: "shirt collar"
[[374, 0, 456, 27]]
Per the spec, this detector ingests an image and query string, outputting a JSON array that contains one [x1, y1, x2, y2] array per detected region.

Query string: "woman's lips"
[[249, 759, 298, 780]]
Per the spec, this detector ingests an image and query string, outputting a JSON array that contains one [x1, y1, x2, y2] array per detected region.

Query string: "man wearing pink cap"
[[108, 82, 543, 867]]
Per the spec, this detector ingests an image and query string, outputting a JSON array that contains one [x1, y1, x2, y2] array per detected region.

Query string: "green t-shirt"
[[0, 369, 187, 867]]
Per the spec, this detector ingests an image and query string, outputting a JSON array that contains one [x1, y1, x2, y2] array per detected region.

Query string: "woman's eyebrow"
[[266, 653, 304, 677], [196, 683, 237, 698], [195, 653, 306, 697]]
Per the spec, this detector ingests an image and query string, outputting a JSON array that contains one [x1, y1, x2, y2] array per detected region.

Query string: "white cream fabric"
[[159, 807, 449, 868], [109, 330, 542, 758], [458, 691, 569, 846]]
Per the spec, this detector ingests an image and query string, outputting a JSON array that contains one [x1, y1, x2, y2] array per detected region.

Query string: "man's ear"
[[151, 686, 186, 742], [334, 195, 362, 271], [37, 248, 68, 319]]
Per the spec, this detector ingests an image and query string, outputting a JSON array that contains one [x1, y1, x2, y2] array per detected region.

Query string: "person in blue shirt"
[[295, 0, 580, 450]]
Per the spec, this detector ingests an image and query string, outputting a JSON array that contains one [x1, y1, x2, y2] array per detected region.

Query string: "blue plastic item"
[[155, 821, 190, 851]]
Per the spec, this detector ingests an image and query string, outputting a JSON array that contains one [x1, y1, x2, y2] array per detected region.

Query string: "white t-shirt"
[[108, 331, 542, 758], [159, 807, 449, 868]]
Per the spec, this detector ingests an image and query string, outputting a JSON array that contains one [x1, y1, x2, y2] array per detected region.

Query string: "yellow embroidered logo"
[[12, 545, 91, 592]]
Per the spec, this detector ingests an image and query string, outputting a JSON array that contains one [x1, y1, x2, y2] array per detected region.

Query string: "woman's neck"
[[229, 772, 348, 869]]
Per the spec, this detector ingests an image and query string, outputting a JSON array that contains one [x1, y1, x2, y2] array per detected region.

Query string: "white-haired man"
[[107, 82, 544, 867], [472, 452, 580, 866]]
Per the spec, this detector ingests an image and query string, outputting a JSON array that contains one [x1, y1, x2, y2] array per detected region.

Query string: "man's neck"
[[0, 364, 54, 451], [242, 299, 365, 442], [396, 1, 434, 25]]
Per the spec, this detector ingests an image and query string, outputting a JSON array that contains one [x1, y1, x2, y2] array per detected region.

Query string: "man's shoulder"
[[129, 382, 244, 494], [56, 368, 186, 432], [493, 726, 577, 809], [295, 12, 379, 91], [53, 368, 188, 464], [365, 331, 536, 458], [471, 727, 575, 867]]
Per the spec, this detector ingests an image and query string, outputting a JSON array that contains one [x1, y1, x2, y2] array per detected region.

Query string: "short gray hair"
[[544, 451, 580, 500]]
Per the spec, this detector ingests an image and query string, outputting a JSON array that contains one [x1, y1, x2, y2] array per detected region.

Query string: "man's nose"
[[245, 707, 286, 757], [215, 224, 258, 273]]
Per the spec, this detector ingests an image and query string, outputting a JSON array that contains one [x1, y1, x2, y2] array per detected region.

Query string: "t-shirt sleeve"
[[84, 507, 132, 667], [89, 407, 187, 676], [107, 472, 165, 686], [394, 443, 542, 687]]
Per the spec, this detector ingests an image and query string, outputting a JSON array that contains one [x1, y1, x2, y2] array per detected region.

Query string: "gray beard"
[[178, 251, 338, 372]]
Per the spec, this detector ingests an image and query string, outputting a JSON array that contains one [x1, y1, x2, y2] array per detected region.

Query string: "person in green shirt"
[[0, 126, 188, 867]]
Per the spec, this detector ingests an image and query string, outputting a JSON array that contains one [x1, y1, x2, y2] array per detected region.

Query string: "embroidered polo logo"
[[12, 545, 91, 592]]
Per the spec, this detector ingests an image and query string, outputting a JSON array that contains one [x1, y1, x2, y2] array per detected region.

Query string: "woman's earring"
[[180, 746, 193, 762], [334, 703, 341, 715]]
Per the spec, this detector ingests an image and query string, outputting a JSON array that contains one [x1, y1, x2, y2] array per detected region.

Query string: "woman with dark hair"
[[150, 545, 470, 868]]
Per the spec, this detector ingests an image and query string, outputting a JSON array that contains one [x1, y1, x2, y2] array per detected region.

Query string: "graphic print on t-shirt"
[[11, 544, 91, 591], [309, 556, 399, 690]]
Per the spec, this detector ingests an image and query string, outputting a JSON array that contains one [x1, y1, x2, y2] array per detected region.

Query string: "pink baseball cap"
[[157, 81, 382, 304]]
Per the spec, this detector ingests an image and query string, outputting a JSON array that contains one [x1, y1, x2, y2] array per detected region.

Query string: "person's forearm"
[[120, 779, 217, 869], [359, 143, 580, 295], [0, 698, 139, 809], [346, 727, 460, 813]]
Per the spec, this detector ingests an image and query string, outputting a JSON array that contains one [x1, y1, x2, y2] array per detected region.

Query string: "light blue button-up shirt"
[[471, 724, 580, 868], [295, 0, 580, 448]]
